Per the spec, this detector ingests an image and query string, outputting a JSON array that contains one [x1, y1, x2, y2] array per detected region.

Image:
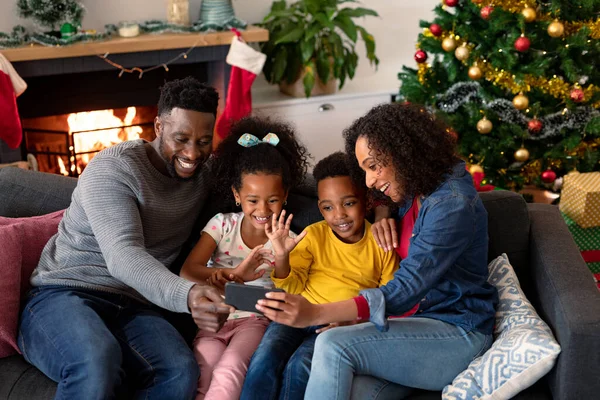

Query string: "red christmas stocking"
[[216, 32, 266, 139], [0, 54, 26, 149]]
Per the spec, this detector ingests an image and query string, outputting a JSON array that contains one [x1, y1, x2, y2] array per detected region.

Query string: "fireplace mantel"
[[1, 26, 268, 62]]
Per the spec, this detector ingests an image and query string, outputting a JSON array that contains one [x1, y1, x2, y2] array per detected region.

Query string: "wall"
[[1, 0, 439, 91]]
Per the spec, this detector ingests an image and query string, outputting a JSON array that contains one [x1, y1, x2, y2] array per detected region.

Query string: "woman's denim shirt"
[[360, 161, 498, 334]]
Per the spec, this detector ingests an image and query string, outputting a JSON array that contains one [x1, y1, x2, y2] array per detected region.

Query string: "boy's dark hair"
[[313, 152, 351, 183], [211, 116, 310, 205], [157, 77, 219, 117]]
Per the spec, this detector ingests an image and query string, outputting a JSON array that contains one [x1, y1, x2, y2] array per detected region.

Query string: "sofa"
[[1, 166, 599, 400]]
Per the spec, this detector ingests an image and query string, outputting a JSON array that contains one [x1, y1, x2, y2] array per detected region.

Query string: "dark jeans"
[[240, 322, 325, 400], [18, 286, 198, 400]]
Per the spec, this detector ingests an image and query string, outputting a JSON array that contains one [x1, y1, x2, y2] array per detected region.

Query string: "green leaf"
[[333, 14, 357, 42], [305, 23, 322, 41], [338, 7, 379, 18], [316, 49, 331, 83], [346, 51, 358, 79], [586, 117, 600, 135], [272, 47, 288, 83], [285, 46, 303, 84], [271, 0, 286, 12], [300, 37, 316, 63], [274, 26, 305, 44], [357, 26, 378, 66], [315, 13, 336, 30], [303, 61, 316, 98]]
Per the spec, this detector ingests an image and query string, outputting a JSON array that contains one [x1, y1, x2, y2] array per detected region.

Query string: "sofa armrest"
[[527, 203, 600, 400]]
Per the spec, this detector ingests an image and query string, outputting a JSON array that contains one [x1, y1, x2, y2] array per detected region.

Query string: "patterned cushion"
[[442, 254, 561, 400]]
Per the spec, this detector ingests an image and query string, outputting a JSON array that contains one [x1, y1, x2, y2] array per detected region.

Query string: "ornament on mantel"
[[481, 6, 494, 20], [514, 35, 531, 52], [60, 22, 77, 39], [522, 7, 537, 23], [547, 20, 565, 38], [455, 44, 470, 61], [514, 147, 530, 162], [468, 65, 482, 80], [444, 0, 459, 7], [476, 117, 493, 134], [513, 93, 529, 110], [414, 50, 428, 63], [541, 169, 557, 184], [528, 118, 543, 134], [570, 87, 585, 103], [430, 23, 443, 37], [167, 0, 190, 26], [442, 36, 457, 52]]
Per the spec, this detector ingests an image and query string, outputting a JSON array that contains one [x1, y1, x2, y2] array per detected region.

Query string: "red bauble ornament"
[[481, 6, 494, 20], [570, 88, 584, 103], [528, 118, 543, 134], [444, 0, 459, 6], [541, 170, 557, 184], [414, 50, 428, 63], [430, 23, 443, 37], [514, 36, 531, 52]]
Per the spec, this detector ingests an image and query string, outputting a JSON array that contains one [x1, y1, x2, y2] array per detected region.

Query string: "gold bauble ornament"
[[442, 37, 457, 52], [476, 117, 493, 134], [455, 44, 470, 61], [469, 164, 484, 174], [468, 65, 482, 80], [514, 147, 530, 162], [513, 93, 529, 110], [548, 20, 565, 38], [522, 7, 537, 23]]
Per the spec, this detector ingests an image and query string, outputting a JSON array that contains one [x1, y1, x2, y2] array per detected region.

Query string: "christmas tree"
[[17, 0, 84, 32], [398, 0, 600, 191]]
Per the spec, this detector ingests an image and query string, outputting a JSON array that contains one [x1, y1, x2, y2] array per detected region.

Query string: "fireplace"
[[22, 105, 156, 176]]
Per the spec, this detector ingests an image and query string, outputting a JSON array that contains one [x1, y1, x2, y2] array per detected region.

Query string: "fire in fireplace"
[[23, 106, 156, 176]]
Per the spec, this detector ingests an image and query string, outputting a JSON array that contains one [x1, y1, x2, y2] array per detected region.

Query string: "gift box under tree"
[[559, 172, 600, 228], [561, 212, 600, 289]]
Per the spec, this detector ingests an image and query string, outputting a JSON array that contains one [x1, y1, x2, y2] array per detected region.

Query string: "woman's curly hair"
[[344, 103, 458, 205], [211, 116, 310, 206]]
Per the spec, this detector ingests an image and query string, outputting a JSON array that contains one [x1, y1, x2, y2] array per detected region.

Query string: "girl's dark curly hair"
[[211, 116, 310, 205], [344, 103, 458, 205]]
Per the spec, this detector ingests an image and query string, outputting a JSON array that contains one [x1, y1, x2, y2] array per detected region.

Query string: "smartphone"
[[224, 282, 284, 314]]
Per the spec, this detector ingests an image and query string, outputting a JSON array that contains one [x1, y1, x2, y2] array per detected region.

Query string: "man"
[[18, 77, 233, 399]]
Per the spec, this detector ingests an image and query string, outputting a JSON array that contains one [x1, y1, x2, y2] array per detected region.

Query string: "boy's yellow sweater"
[[271, 220, 398, 305]]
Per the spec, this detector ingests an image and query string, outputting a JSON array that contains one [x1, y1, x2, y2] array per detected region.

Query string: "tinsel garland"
[[435, 81, 600, 139], [418, 30, 600, 106], [0, 18, 247, 49], [472, 0, 600, 39]]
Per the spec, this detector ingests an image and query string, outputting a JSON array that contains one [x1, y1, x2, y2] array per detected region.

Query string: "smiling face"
[[354, 136, 404, 203], [318, 176, 366, 244], [154, 107, 215, 181], [233, 173, 287, 232]]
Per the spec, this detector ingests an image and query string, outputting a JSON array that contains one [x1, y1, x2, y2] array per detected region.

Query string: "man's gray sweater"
[[31, 140, 209, 313]]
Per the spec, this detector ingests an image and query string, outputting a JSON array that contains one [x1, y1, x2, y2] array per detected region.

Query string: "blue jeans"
[[18, 286, 199, 400], [240, 322, 324, 400], [305, 317, 493, 400]]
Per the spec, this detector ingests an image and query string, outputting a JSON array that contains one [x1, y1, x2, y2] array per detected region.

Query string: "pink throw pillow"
[[0, 209, 64, 358]]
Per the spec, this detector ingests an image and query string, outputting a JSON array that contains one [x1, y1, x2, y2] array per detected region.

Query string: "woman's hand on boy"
[[315, 320, 359, 334], [265, 210, 307, 258], [231, 245, 271, 282], [371, 218, 398, 251], [255, 292, 317, 328]]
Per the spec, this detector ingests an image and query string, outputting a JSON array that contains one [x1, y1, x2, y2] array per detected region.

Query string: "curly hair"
[[313, 151, 351, 183], [157, 77, 219, 117], [344, 103, 458, 204], [210, 116, 310, 206]]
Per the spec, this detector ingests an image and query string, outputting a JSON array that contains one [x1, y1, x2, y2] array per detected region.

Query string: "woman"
[[255, 103, 498, 399]]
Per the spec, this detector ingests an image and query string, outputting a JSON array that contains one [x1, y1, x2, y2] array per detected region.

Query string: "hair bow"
[[237, 133, 280, 148]]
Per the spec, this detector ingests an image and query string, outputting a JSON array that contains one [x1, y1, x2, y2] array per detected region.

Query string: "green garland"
[[0, 18, 247, 50]]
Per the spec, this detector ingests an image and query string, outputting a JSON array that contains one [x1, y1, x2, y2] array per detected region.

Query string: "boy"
[[240, 152, 398, 400]]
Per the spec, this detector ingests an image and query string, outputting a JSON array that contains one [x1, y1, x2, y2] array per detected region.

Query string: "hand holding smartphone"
[[224, 282, 284, 314]]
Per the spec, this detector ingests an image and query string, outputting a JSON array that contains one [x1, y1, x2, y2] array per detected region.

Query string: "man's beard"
[[159, 137, 201, 182]]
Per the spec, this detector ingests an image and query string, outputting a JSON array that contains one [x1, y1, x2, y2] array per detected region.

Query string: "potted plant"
[[260, 0, 379, 98]]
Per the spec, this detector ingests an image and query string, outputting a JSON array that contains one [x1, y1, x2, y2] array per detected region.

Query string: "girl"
[[180, 116, 309, 400]]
